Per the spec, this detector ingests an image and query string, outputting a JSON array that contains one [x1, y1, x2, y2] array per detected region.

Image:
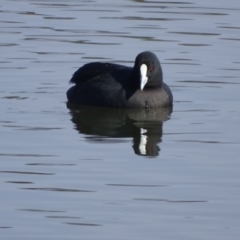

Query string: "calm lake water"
[[1, 0, 240, 239]]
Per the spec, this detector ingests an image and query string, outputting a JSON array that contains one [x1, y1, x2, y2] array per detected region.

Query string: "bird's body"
[[67, 51, 173, 108]]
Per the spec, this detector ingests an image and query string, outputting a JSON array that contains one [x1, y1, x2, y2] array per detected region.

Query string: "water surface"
[[0, 0, 240, 239]]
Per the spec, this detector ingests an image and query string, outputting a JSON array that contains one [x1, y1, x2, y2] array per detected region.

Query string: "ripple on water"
[[1, 0, 240, 239]]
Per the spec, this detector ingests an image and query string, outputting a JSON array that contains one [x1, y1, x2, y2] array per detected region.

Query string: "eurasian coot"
[[67, 51, 173, 108]]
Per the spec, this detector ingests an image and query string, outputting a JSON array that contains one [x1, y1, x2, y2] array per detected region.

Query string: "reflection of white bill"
[[139, 128, 147, 155]]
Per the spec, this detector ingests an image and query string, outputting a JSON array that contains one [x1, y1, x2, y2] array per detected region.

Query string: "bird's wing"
[[69, 62, 128, 84]]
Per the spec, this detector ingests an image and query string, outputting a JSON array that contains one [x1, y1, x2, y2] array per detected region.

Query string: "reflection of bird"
[[67, 51, 173, 108], [133, 126, 162, 157], [67, 104, 172, 157]]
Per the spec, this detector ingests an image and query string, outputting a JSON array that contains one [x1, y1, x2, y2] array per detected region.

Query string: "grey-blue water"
[[1, 0, 240, 239]]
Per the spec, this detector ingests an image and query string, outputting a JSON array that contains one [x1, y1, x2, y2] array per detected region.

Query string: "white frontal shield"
[[140, 64, 148, 91]]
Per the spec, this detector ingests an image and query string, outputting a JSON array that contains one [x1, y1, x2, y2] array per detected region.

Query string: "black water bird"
[[67, 51, 173, 108]]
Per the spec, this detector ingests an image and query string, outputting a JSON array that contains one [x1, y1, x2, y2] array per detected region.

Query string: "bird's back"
[[70, 62, 128, 84]]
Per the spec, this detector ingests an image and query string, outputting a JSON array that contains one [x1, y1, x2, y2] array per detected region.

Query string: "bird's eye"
[[149, 66, 154, 72]]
